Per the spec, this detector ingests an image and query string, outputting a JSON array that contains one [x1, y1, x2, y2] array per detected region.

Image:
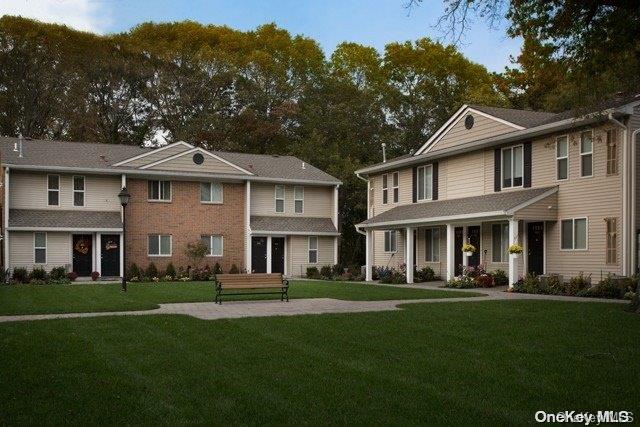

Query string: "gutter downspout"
[[629, 126, 640, 275], [609, 114, 631, 275]]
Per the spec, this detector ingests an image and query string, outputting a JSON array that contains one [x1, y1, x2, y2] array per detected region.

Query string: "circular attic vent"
[[464, 114, 474, 129], [193, 153, 204, 165]]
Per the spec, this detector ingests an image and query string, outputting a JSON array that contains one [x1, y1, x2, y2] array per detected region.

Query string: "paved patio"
[[0, 283, 626, 323]]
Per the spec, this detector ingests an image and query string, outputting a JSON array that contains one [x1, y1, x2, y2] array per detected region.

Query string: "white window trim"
[[72, 175, 85, 207], [384, 230, 398, 253], [491, 223, 509, 263], [200, 182, 224, 204], [147, 180, 172, 202], [501, 144, 524, 189], [555, 135, 569, 181], [560, 217, 588, 251], [417, 164, 433, 201], [275, 185, 285, 213], [294, 186, 304, 214], [580, 130, 593, 178], [424, 227, 439, 262], [148, 234, 172, 257], [392, 172, 399, 204], [34, 232, 47, 264], [203, 235, 224, 257], [308, 236, 318, 264], [47, 174, 60, 206], [382, 174, 388, 205]]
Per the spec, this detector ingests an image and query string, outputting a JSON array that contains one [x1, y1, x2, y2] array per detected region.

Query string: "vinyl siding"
[[9, 231, 71, 271], [430, 113, 517, 153], [415, 226, 447, 277], [373, 229, 405, 269], [146, 151, 245, 174], [287, 235, 335, 277], [369, 167, 412, 217], [513, 193, 558, 221], [480, 221, 524, 277], [250, 183, 333, 217], [443, 151, 484, 199], [121, 144, 190, 167], [9, 171, 121, 211]]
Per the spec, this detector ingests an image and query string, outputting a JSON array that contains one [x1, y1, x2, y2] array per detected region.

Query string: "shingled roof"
[[250, 216, 339, 234], [9, 209, 123, 229], [467, 105, 557, 128]]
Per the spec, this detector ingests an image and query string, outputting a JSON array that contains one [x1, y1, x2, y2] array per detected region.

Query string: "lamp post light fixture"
[[118, 187, 130, 292]]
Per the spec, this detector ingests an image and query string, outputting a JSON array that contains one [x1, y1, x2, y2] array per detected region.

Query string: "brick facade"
[[125, 178, 245, 273]]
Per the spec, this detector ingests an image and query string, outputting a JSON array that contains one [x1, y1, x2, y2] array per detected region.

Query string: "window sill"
[[147, 254, 172, 257], [147, 199, 172, 203], [201, 201, 223, 205], [206, 254, 223, 257]]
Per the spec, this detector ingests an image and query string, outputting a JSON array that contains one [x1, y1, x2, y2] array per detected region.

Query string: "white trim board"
[[112, 141, 194, 166], [139, 147, 254, 175]]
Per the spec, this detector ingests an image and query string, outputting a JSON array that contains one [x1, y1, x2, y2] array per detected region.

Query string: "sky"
[[0, 0, 522, 72]]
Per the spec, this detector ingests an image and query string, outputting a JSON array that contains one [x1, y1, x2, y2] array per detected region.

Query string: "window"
[[73, 176, 85, 207], [425, 228, 440, 262], [294, 186, 304, 213], [34, 232, 46, 264], [384, 230, 397, 253], [201, 235, 223, 256], [417, 165, 433, 201], [148, 234, 172, 256], [580, 131, 593, 177], [491, 223, 509, 263], [382, 174, 388, 205], [501, 145, 523, 188], [561, 218, 587, 250], [392, 172, 399, 203], [606, 130, 618, 175], [200, 182, 223, 203], [606, 218, 617, 264], [556, 136, 568, 180], [148, 180, 171, 201], [47, 175, 59, 206], [275, 185, 285, 213], [308, 236, 318, 263]]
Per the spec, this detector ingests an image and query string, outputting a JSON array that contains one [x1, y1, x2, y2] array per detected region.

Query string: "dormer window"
[[501, 145, 523, 188]]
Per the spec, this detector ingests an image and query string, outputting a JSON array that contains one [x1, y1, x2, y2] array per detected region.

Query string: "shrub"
[[415, 266, 436, 282], [185, 240, 208, 267], [146, 263, 158, 279], [445, 275, 476, 289], [229, 264, 239, 274], [339, 272, 354, 281], [377, 266, 405, 284], [475, 273, 494, 288], [462, 264, 486, 279], [331, 264, 343, 277], [492, 269, 508, 287], [190, 265, 213, 281], [565, 272, 591, 296], [29, 279, 47, 286], [49, 266, 67, 281], [67, 271, 78, 282], [212, 262, 223, 275], [165, 263, 176, 279], [578, 275, 626, 299], [513, 274, 541, 294], [347, 264, 360, 276], [128, 263, 141, 281], [320, 265, 333, 279], [29, 267, 48, 282], [306, 266, 320, 279], [11, 268, 27, 284], [91, 271, 100, 281], [543, 275, 564, 295]]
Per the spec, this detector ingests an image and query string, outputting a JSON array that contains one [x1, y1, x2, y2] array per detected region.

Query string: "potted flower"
[[461, 243, 476, 257], [508, 243, 524, 258]]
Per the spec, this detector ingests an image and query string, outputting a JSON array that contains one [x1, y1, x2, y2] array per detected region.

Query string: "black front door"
[[454, 227, 463, 275], [527, 222, 544, 276], [467, 226, 481, 267], [252, 236, 268, 273], [101, 234, 120, 277], [72, 234, 92, 276], [271, 237, 285, 274]]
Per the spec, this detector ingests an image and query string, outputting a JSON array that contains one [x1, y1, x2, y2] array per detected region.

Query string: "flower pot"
[[464, 251, 473, 257], [510, 253, 521, 259]]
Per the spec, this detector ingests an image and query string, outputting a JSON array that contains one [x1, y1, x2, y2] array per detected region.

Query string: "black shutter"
[[432, 162, 439, 200], [412, 167, 417, 203], [523, 141, 532, 188], [494, 148, 501, 192]]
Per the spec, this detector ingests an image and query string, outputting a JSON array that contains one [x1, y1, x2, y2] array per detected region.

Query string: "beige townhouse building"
[[355, 94, 640, 285]]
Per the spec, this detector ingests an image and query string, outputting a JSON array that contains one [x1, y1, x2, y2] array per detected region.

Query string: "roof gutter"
[[1, 164, 342, 186], [355, 109, 622, 176]]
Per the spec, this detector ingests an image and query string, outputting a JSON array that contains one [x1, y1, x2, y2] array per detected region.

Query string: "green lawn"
[[0, 300, 637, 424], [0, 280, 480, 316]]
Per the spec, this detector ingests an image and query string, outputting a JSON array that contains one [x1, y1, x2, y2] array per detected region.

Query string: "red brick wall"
[[125, 179, 245, 273]]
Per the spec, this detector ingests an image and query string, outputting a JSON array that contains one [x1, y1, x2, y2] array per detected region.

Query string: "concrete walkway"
[[0, 284, 626, 323]]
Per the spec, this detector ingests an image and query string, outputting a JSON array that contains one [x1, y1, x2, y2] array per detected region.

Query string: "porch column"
[[245, 181, 251, 274], [405, 227, 414, 284], [119, 233, 124, 278], [508, 218, 518, 287], [365, 229, 373, 281], [266, 235, 272, 274], [462, 226, 468, 267], [446, 224, 455, 281]]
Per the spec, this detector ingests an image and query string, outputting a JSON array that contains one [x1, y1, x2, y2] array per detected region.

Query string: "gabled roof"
[[467, 105, 556, 128], [357, 186, 558, 228]]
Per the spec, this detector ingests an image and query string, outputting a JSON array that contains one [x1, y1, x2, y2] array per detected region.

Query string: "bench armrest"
[[282, 278, 289, 288]]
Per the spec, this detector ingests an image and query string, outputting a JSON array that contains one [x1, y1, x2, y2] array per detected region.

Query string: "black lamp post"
[[118, 187, 130, 292]]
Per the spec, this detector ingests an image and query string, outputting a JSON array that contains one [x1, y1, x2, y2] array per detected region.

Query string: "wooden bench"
[[214, 273, 289, 304]]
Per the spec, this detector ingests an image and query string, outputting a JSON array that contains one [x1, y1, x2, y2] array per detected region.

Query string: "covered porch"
[[357, 187, 558, 286]]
